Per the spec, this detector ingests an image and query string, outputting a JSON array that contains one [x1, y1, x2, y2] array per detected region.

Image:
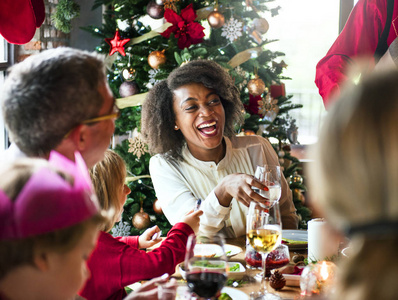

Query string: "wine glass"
[[254, 165, 282, 205], [247, 201, 282, 300], [185, 234, 228, 300]]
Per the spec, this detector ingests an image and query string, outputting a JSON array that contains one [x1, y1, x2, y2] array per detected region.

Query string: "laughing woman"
[[141, 60, 298, 238]]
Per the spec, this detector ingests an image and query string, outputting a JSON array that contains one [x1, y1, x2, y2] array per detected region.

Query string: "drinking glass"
[[254, 165, 282, 205], [247, 201, 282, 300], [185, 234, 228, 300]]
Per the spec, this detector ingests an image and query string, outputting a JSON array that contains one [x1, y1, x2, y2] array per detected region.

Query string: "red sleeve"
[[119, 222, 193, 287], [115, 235, 139, 248], [315, 0, 386, 108]]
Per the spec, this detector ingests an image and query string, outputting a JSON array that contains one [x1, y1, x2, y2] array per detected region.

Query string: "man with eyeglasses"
[[0, 47, 119, 168]]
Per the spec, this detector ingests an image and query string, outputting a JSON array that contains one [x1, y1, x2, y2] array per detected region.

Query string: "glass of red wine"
[[185, 234, 228, 300]]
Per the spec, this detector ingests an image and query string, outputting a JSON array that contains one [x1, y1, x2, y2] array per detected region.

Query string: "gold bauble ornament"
[[247, 76, 266, 96], [253, 18, 269, 34], [207, 9, 225, 29], [289, 171, 304, 185], [153, 199, 163, 215], [132, 206, 151, 230], [148, 50, 167, 69]]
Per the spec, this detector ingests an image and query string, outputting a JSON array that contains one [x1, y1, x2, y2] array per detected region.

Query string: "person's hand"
[[180, 209, 203, 234], [215, 173, 269, 207], [123, 274, 177, 300], [138, 225, 162, 249]]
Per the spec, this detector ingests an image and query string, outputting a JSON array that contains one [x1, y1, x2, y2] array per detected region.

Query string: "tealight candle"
[[300, 261, 336, 297]]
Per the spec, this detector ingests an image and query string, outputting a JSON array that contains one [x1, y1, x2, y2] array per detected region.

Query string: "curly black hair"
[[141, 59, 244, 160]]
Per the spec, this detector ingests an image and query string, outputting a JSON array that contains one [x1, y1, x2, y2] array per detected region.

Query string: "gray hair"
[[1, 47, 107, 156]]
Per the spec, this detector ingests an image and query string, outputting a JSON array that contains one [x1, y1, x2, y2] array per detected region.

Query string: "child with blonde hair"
[[80, 149, 202, 300], [0, 151, 105, 300]]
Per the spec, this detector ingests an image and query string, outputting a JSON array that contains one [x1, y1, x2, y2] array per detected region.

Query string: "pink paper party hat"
[[0, 151, 99, 240]]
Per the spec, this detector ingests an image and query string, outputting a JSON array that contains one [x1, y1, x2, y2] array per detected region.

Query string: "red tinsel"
[[160, 4, 205, 49], [244, 94, 263, 117]]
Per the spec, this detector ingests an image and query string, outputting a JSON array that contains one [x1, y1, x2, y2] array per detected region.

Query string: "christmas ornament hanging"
[[146, 0, 164, 19], [253, 18, 269, 34], [121, 66, 136, 81], [249, 29, 263, 44], [153, 199, 163, 215], [148, 50, 167, 69], [105, 29, 130, 56], [247, 76, 266, 96], [207, 9, 225, 29], [119, 81, 139, 98], [132, 205, 151, 230], [289, 171, 303, 185], [287, 120, 299, 144]]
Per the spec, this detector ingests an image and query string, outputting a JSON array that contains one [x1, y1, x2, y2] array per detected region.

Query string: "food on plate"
[[281, 238, 308, 245], [218, 292, 232, 300]]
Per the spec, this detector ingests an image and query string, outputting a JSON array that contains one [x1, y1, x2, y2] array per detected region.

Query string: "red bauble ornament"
[[105, 29, 130, 56]]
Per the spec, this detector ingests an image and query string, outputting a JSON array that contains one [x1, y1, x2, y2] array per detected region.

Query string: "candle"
[[308, 218, 340, 262]]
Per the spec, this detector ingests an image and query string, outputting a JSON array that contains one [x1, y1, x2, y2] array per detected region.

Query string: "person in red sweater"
[[315, 0, 398, 108], [80, 149, 202, 300]]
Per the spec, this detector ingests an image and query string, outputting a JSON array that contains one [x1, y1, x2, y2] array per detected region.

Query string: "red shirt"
[[79, 222, 193, 300], [315, 0, 398, 108]]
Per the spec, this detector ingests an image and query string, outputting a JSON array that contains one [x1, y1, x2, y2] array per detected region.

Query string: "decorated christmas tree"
[[81, 0, 311, 235]]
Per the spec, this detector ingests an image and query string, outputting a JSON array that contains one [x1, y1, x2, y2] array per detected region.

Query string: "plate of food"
[[282, 230, 308, 250], [179, 261, 246, 280], [194, 244, 242, 258]]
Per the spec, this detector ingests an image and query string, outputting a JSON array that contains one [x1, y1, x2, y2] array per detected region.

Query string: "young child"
[[80, 149, 202, 300], [0, 151, 105, 300]]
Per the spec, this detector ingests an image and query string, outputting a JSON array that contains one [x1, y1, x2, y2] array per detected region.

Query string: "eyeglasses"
[[82, 104, 120, 125], [64, 104, 120, 139]]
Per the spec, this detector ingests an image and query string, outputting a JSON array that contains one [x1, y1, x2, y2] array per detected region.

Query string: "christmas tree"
[[82, 0, 311, 235]]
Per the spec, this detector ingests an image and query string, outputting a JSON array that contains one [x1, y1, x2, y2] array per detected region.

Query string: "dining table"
[[171, 235, 307, 300]]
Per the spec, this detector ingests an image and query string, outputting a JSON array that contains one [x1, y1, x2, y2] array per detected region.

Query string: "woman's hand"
[[138, 225, 162, 249], [214, 173, 269, 207]]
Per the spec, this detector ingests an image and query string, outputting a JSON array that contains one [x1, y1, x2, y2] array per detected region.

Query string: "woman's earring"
[[174, 125, 178, 130]]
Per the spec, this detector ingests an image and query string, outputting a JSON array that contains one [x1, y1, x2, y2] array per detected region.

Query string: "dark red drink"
[[186, 271, 227, 298]]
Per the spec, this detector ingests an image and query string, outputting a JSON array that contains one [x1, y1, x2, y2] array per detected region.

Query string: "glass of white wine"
[[247, 201, 282, 300], [254, 165, 282, 205]]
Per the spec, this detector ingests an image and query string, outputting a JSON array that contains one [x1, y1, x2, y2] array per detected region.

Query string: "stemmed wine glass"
[[185, 234, 228, 300], [254, 165, 282, 205], [247, 201, 283, 300]]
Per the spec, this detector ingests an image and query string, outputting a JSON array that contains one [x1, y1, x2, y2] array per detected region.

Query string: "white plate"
[[220, 287, 249, 300], [282, 230, 308, 250], [194, 244, 242, 258]]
